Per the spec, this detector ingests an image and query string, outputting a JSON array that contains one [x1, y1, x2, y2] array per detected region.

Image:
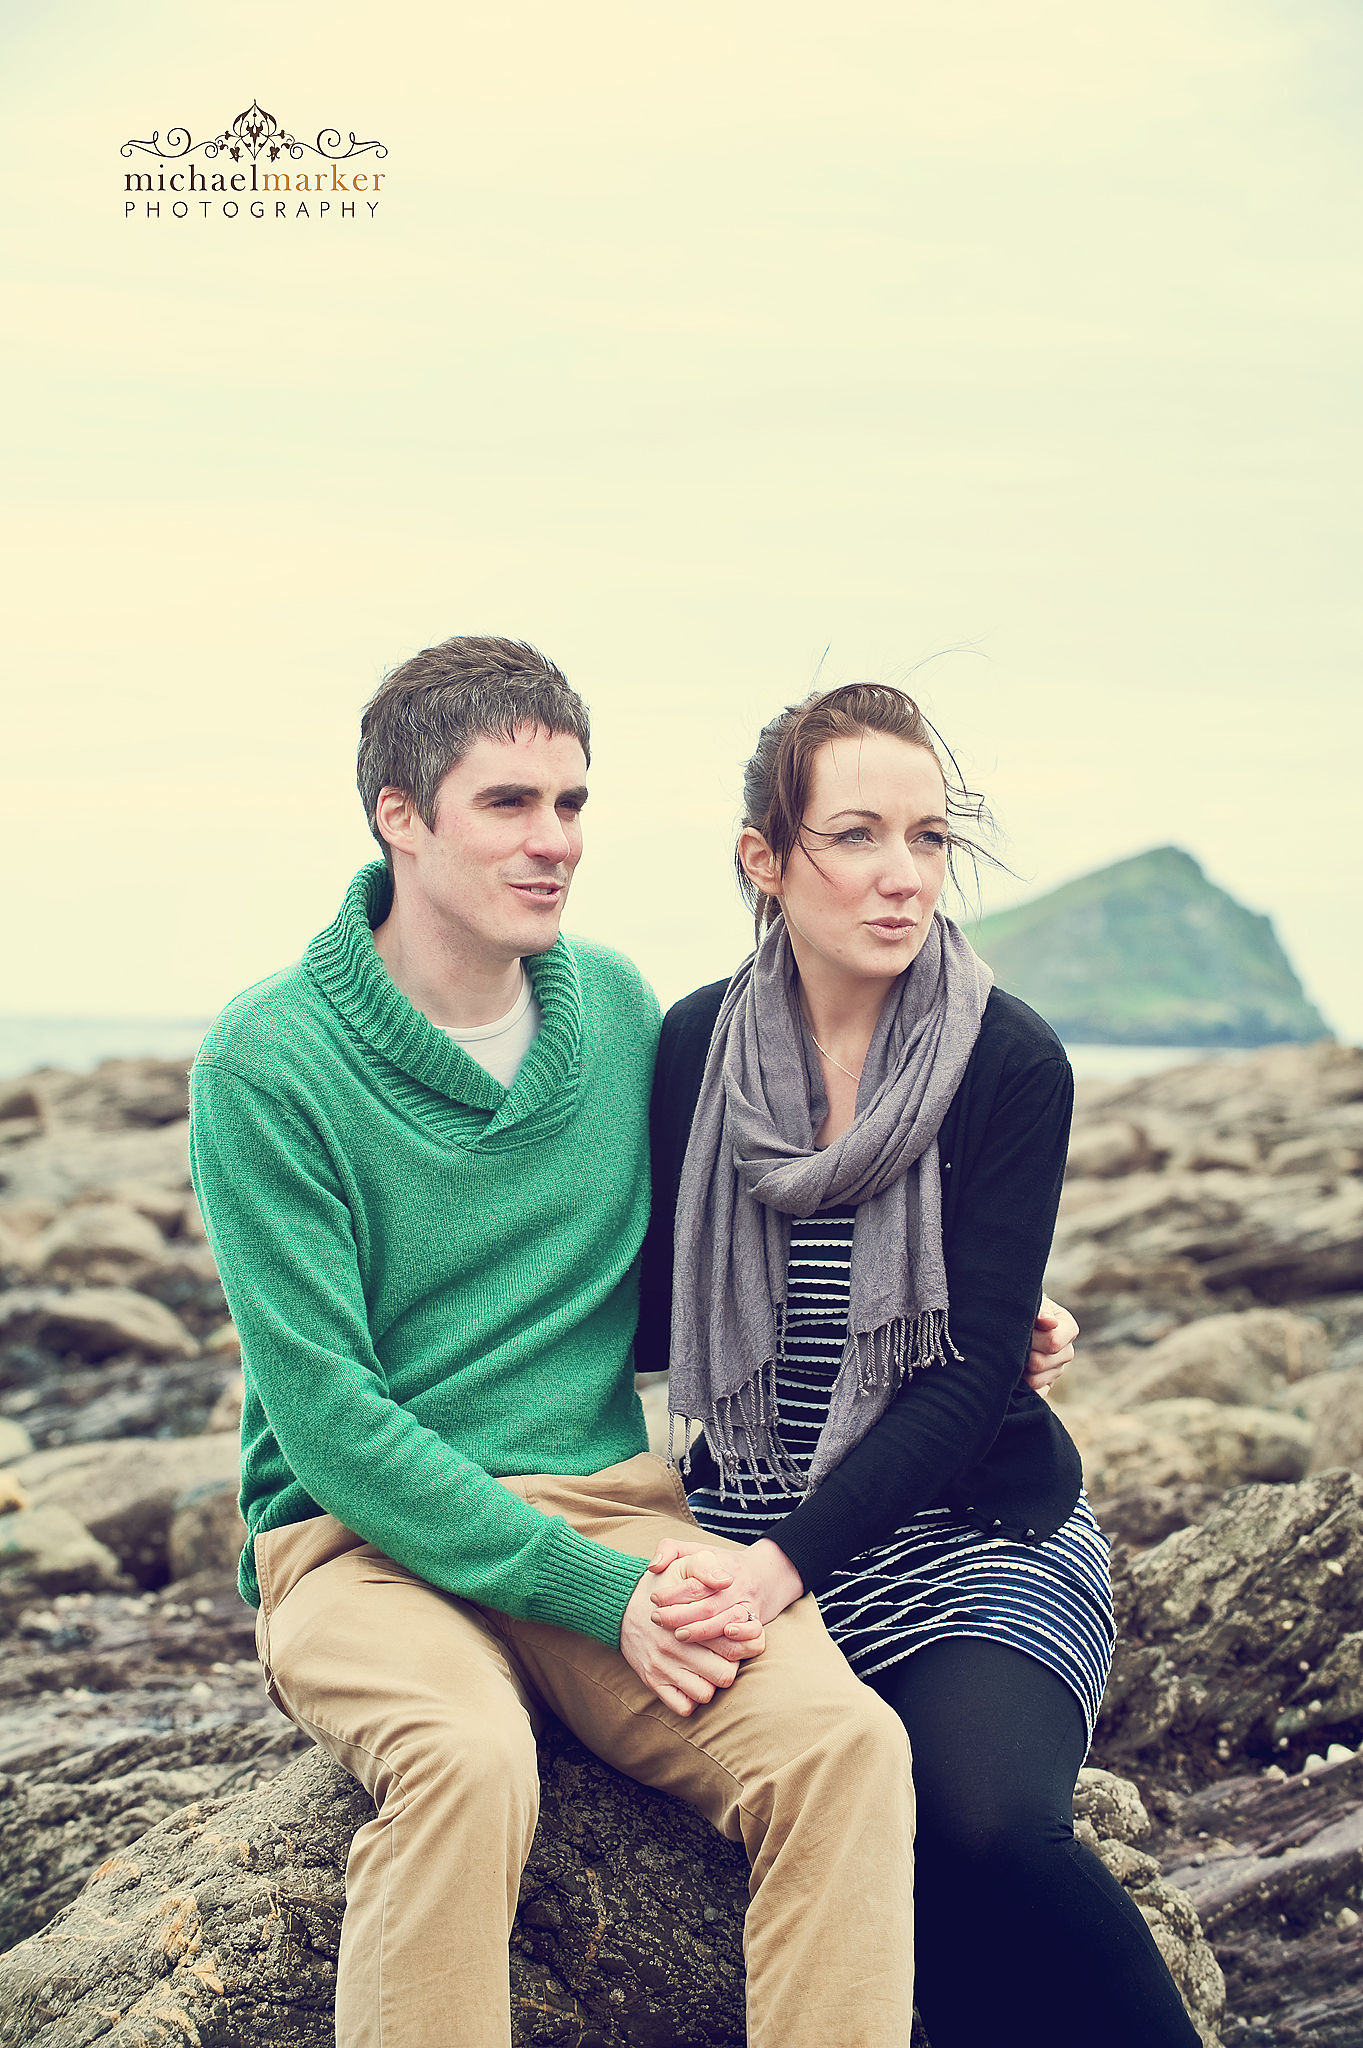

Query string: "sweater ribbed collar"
[[304, 863, 583, 1135]]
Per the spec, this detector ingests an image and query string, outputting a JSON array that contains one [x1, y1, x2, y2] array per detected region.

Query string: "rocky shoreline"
[[2, 1044, 1362, 2045]]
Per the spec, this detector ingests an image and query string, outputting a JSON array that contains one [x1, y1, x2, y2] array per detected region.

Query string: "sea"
[[0, 1016, 1254, 1086]]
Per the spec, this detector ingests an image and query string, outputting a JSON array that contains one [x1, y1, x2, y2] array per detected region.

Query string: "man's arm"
[[191, 1059, 648, 1647]]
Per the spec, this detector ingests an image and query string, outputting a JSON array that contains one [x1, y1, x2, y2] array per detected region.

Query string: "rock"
[[91, 1179, 194, 1235], [0, 1286, 198, 1363], [1147, 1756, 1363, 2045], [1067, 1119, 1165, 1179], [11, 1435, 240, 1589], [1074, 1765, 1153, 1845], [205, 1370, 244, 1434], [0, 1719, 311, 1953], [0, 1353, 237, 1453], [0, 1420, 34, 1466], [0, 1728, 1218, 2048], [23, 1201, 168, 1288], [132, 1242, 229, 1339], [1306, 1368, 1363, 1478], [636, 1372, 669, 1457], [1066, 1400, 1314, 1500], [0, 1119, 192, 1209], [0, 1470, 31, 1512], [1094, 1482, 1222, 1550], [1097, 1310, 1328, 1409], [1096, 1470, 1363, 1766], [19, 1059, 192, 1134], [0, 1729, 751, 2048], [0, 1573, 267, 1768], [169, 1476, 247, 1581], [0, 1505, 125, 1616]]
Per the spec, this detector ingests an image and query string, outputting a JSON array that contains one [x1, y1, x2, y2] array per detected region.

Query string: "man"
[[191, 636, 1071, 2048]]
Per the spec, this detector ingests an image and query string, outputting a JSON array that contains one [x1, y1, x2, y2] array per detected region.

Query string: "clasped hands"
[[619, 1536, 800, 1716]]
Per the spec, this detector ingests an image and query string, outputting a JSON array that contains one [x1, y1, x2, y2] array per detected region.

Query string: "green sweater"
[[189, 863, 660, 1648]]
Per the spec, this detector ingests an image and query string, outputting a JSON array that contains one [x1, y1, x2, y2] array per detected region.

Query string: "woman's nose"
[[878, 852, 924, 898]]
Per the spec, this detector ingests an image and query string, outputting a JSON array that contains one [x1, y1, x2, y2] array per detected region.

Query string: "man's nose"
[[524, 803, 572, 863]]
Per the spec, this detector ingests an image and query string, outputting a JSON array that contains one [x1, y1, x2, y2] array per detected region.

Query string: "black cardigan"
[[635, 981, 1084, 1595]]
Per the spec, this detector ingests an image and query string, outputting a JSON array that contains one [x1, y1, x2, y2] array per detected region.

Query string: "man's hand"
[[647, 1538, 804, 1641], [1025, 1295, 1078, 1399], [619, 1551, 765, 1716]]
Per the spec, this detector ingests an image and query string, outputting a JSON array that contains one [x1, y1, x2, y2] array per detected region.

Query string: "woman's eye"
[[836, 828, 871, 845], [917, 831, 947, 850]]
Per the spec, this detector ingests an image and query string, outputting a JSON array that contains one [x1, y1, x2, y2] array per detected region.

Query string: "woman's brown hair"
[[735, 682, 1000, 939]]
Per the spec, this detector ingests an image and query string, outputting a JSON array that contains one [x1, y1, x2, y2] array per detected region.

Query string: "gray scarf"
[[668, 912, 992, 1496]]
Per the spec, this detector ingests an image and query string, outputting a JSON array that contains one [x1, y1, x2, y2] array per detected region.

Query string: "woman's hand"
[[1025, 1295, 1078, 1399], [620, 1552, 765, 1716], [647, 1537, 804, 1638]]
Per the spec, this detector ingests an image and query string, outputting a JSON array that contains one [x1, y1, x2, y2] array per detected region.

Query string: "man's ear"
[[737, 827, 781, 899], [374, 786, 422, 858]]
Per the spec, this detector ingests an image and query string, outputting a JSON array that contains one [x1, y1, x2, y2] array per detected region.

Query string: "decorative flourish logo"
[[121, 99, 389, 221]]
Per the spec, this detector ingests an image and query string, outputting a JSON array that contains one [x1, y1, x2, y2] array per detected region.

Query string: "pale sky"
[[3, 0, 1360, 1033]]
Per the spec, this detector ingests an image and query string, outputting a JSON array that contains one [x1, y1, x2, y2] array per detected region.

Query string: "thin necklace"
[[808, 1028, 862, 1082]]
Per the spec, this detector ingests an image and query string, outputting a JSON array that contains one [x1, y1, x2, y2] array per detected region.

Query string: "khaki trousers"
[[254, 1452, 915, 2048]]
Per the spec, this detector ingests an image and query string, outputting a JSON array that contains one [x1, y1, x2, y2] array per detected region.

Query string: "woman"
[[635, 683, 1199, 2048]]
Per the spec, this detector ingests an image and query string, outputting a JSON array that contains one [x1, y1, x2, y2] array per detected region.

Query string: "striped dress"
[[685, 1206, 1116, 1747]]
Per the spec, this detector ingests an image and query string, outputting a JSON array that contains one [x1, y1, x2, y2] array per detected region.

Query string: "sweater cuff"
[[762, 1494, 850, 1598], [528, 1518, 650, 1648]]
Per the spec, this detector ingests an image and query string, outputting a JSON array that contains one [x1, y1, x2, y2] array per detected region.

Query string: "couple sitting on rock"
[[191, 637, 1200, 2047]]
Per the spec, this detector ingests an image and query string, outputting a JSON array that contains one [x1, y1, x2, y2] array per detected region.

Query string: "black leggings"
[[868, 1638, 1201, 2048]]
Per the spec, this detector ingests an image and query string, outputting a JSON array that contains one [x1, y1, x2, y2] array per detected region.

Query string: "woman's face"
[[757, 730, 949, 993]]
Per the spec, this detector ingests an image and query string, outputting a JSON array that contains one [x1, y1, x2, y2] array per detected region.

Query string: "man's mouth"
[[510, 880, 565, 901]]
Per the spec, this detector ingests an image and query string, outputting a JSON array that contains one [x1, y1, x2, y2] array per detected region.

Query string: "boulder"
[[1, 1287, 199, 1363], [1066, 1119, 1164, 1179], [0, 1354, 237, 1455], [0, 1730, 751, 2048], [0, 1505, 125, 1618], [1073, 1765, 1153, 1845], [11, 1435, 241, 1589], [1093, 1482, 1222, 1550], [90, 1179, 194, 1235], [0, 1471, 31, 1513], [1097, 1470, 1363, 1766], [1067, 1772, 1225, 2047], [1096, 1309, 1327, 1410], [1306, 1368, 1363, 1478], [0, 1726, 1218, 2048], [1066, 1400, 1314, 1500], [205, 1370, 245, 1434], [23, 1058, 192, 1133], [24, 1202, 168, 1288], [0, 1721, 310, 1953], [0, 1420, 34, 1467], [168, 1476, 247, 1581], [1146, 1753, 1363, 2045]]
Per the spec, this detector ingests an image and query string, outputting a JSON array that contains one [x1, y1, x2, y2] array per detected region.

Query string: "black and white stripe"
[[686, 1205, 1115, 1747]]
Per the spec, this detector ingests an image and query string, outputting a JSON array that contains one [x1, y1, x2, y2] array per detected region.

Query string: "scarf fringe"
[[680, 1306, 961, 1501]]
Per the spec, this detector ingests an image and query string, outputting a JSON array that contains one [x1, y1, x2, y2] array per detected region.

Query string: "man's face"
[[390, 725, 589, 969]]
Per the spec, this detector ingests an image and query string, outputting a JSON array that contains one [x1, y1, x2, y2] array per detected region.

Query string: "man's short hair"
[[357, 636, 592, 867]]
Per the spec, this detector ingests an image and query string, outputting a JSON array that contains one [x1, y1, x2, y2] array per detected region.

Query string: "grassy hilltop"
[[968, 846, 1329, 1046]]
